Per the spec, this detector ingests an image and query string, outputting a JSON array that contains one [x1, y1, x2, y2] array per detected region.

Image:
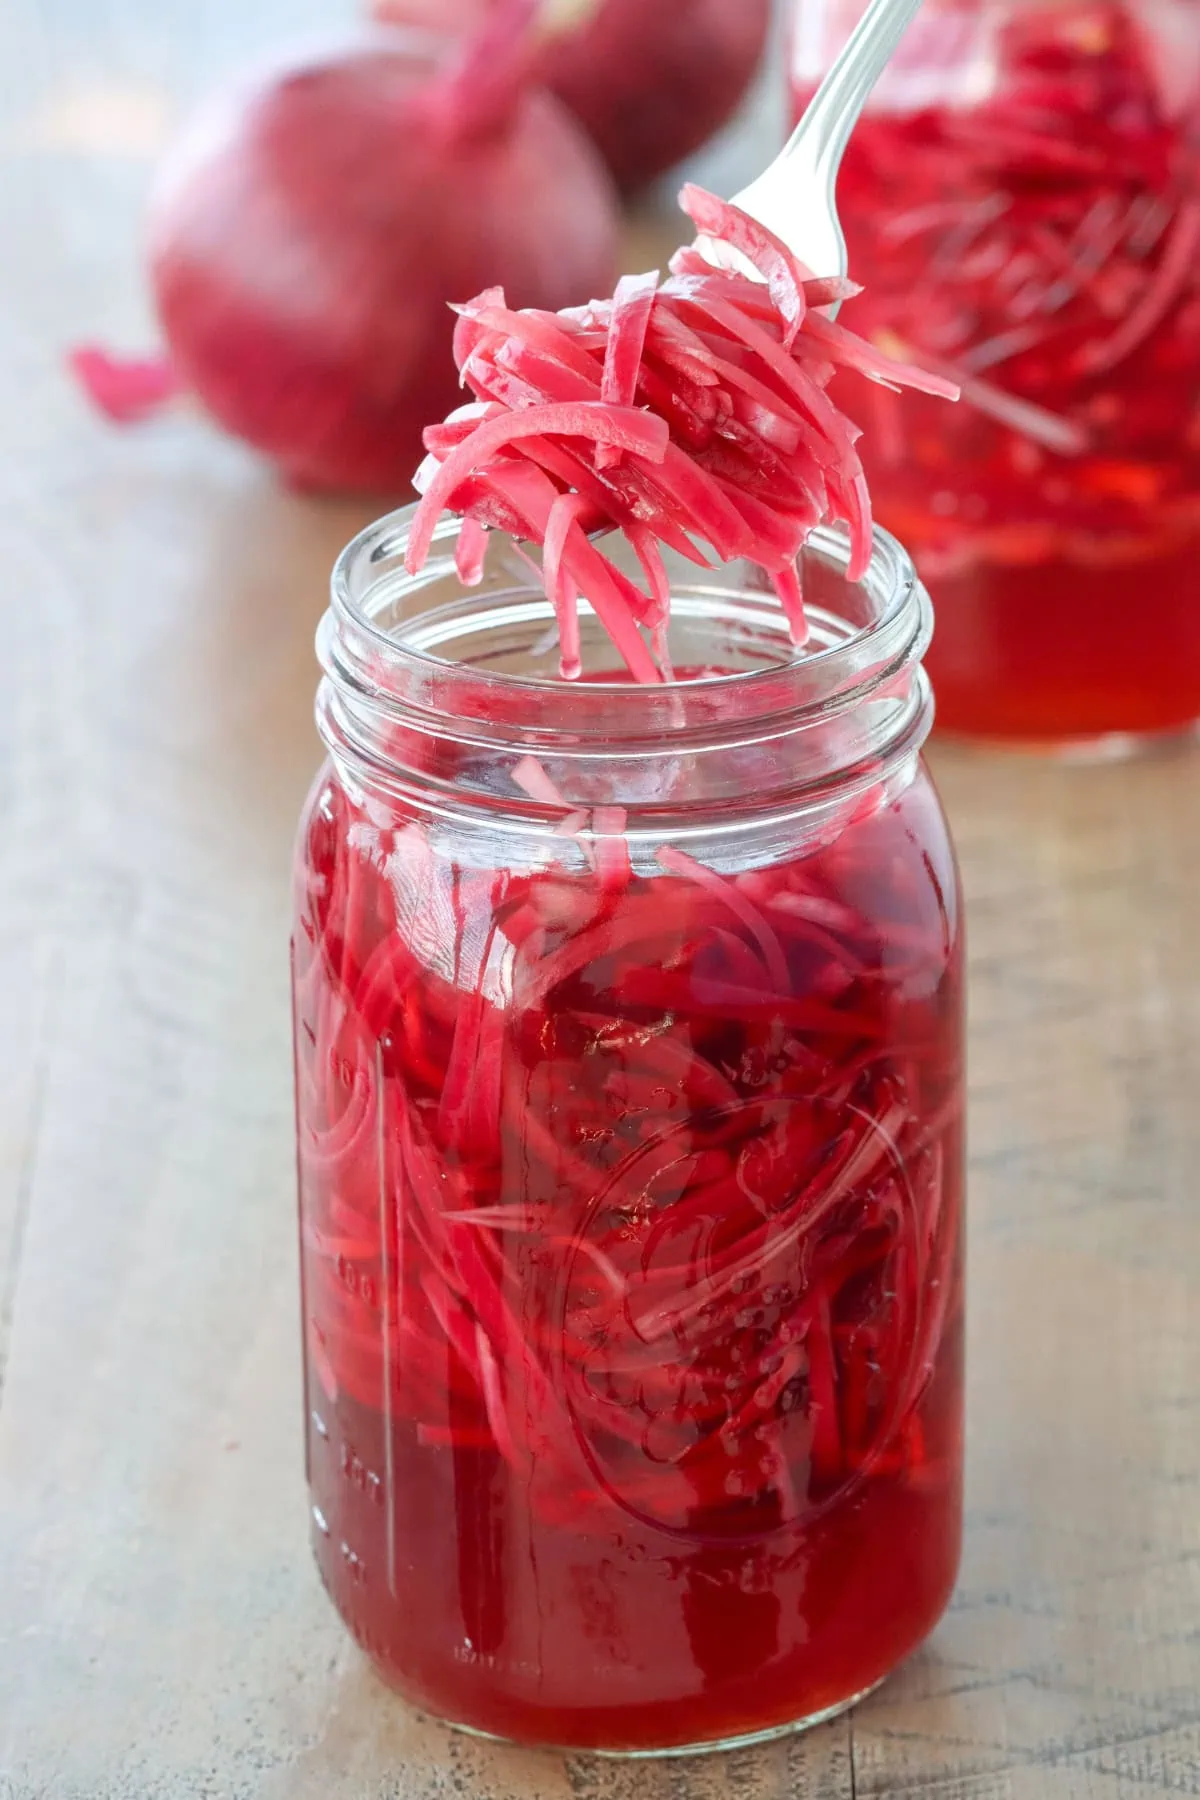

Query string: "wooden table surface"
[[3, 5, 1200, 1797]]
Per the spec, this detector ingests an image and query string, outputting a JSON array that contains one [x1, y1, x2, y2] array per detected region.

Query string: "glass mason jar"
[[291, 508, 966, 1755], [791, 0, 1200, 745]]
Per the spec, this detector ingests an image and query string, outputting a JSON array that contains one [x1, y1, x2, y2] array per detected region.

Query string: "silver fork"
[[699, 0, 925, 310]]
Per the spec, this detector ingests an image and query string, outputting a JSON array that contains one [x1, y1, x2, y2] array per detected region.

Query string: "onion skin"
[[149, 33, 620, 493], [371, 0, 773, 193]]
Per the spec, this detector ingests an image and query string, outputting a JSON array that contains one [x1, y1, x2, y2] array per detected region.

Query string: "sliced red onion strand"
[[406, 185, 958, 681]]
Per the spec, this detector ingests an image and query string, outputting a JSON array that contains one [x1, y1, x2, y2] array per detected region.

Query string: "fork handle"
[[786, 0, 925, 178]]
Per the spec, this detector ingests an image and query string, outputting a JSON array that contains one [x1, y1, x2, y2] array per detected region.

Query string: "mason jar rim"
[[324, 504, 932, 753]]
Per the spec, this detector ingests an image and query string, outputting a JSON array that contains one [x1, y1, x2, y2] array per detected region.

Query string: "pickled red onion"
[[407, 184, 957, 679]]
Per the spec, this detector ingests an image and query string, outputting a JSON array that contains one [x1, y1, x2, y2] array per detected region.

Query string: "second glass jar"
[[792, 0, 1200, 745], [292, 513, 965, 1753]]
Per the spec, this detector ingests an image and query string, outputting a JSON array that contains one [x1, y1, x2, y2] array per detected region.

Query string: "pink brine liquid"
[[794, 0, 1200, 741], [292, 755, 964, 1752]]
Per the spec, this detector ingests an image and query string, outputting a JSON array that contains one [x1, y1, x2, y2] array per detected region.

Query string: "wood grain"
[[2, 4, 1199, 1796]]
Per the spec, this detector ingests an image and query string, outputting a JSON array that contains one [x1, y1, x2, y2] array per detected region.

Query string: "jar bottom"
[[373, 1676, 887, 1760], [936, 718, 1200, 763], [911, 521, 1200, 747]]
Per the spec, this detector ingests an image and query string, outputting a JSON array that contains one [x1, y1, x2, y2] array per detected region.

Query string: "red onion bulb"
[[149, 29, 620, 492], [371, 0, 773, 194]]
